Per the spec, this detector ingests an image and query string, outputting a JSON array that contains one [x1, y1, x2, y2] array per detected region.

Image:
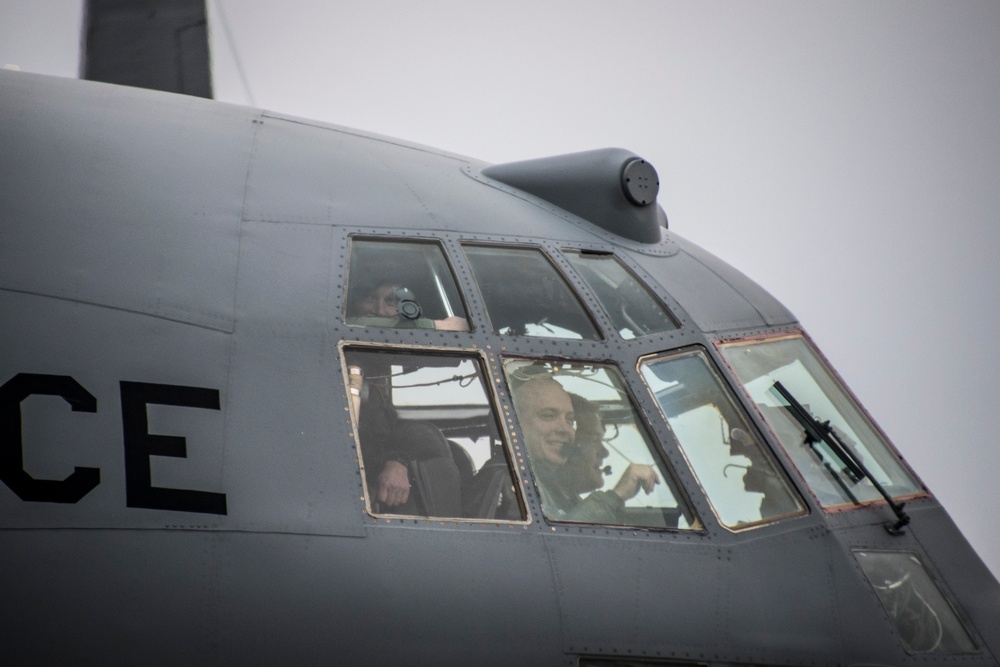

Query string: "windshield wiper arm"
[[771, 381, 910, 535]]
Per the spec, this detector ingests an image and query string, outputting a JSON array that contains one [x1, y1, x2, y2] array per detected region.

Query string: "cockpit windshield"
[[504, 359, 698, 530], [718, 334, 923, 508], [640, 348, 805, 528]]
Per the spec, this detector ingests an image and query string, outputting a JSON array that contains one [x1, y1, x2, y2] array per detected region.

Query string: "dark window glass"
[[344, 346, 524, 521], [563, 250, 678, 339], [464, 245, 601, 340], [855, 550, 977, 653], [345, 238, 470, 332]]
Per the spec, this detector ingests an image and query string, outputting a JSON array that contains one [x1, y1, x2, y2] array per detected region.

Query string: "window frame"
[[461, 242, 605, 341], [561, 247, 680, 340], [343, 235, 472, 332], [339, 340, 530, 524], [638, 345, 807, 532], [502, 355, 702, 532], [716, 331, 928, 512]]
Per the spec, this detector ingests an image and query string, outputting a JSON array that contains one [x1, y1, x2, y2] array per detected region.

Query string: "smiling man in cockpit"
[[512, 378, 658, 524]]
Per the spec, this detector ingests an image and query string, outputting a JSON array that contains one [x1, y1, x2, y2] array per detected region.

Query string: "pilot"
[[564, 394, 612, 495], [729, 426, 802, 517], [348, 281, 469, 331], [511, 377, 658, 523]]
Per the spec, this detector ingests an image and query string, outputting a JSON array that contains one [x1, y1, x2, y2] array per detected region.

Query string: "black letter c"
[[0, 373, 101, 503]]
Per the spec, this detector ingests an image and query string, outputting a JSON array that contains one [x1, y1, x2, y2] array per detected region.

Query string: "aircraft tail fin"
[[81, 0, 212, 98]]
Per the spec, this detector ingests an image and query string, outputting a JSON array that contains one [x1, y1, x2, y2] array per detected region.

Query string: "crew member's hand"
[[435, 316, 470, 332], [378, 460, 410, 506], [613, 464, 660, 501]]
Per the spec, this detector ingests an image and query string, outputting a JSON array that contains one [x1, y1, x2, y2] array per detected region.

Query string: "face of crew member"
[[565, 409, 609, 494], [515, 379, 575, 465], [358, 285, 398, 317]]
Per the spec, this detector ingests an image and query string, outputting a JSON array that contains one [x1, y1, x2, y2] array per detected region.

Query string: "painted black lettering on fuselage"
[[0, 373, 101, 503], [0, 373, 227, 515], [121, 381, 227, 515]]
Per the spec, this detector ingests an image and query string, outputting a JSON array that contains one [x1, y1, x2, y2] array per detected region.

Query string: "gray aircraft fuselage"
[[1, 69, 998, 666]]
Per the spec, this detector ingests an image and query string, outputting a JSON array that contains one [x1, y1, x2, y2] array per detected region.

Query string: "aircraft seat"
[[394, 420, 462, 517]]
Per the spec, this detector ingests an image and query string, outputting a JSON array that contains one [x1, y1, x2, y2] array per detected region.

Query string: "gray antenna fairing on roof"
[[482, 148, 667, 244]]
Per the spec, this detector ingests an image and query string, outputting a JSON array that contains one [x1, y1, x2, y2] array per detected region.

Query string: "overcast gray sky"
[[2, 1, 998, 579]]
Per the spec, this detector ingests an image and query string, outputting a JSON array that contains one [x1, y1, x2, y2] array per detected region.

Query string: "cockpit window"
[[345, 238, 470, 332], [504, 359, 698, 530], [639, 348, 805, 529], [854, 550, 977, 653], [343, 345, 525, 521], [563, 250, 678, 339], [718, 334, 923, 508], [463, 245, 601, 340]]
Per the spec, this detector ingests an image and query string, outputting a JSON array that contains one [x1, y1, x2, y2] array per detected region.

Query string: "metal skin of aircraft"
[[2, 68, 999, 667]]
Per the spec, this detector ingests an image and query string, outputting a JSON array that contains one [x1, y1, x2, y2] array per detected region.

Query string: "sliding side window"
[[343, 345, 524, 521], [504, 359, 697, 530], [464, 245, 601, 340], [345, 238, 470, 332]]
